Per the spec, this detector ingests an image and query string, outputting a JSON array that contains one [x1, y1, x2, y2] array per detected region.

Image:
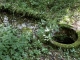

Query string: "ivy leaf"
[[5, 55, 11, 60]]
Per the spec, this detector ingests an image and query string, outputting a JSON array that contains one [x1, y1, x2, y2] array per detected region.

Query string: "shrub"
[[0, 24, 48, 60]]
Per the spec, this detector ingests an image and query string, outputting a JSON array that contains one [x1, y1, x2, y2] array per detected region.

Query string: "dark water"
[[0, 12, 37, 30], [54, 36, 75, 44], [53, 27, 78, 44]]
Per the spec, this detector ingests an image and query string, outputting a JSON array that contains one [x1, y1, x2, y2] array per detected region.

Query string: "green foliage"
[[35, 19, 59, 43], [0, 0, 80, 59], [48, 0, 78, 11], [58, 47, 80, 60], [0, 0, 80, 22], [0, 24, 48, 60]]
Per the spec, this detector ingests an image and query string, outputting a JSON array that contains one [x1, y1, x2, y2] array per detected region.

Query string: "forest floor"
[[40, 10, 80, 60], [0, 0, 80, 60]]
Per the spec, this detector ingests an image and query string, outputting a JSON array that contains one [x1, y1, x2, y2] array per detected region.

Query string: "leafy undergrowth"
[[0, 0, 80, 21], [0, 0, 80, 60], [0, 24, 49, 60], [0, 23, 80, 60], [36, 19, 80, 60]]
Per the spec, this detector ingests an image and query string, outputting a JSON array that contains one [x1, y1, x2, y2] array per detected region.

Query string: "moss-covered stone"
[[50, 25, 80, 49]]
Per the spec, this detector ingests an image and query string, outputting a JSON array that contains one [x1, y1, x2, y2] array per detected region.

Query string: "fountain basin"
[[50, 24, 80, 48]]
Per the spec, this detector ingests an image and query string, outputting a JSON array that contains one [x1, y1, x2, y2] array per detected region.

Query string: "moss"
[[22, 27, 32, 33], [59, 24, 72, 28], [50, 26, 80, 49], [0, 0, 80, 49]]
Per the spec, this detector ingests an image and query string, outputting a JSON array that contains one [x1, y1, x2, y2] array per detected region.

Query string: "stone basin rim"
[[50, 25, 80, 48]]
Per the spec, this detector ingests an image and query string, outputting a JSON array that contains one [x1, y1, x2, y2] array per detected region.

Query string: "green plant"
[[0, 24, 48, 60], [35, 19, 59, 43], [57, 47, 80, 60], [0, 0, 80, 60]]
